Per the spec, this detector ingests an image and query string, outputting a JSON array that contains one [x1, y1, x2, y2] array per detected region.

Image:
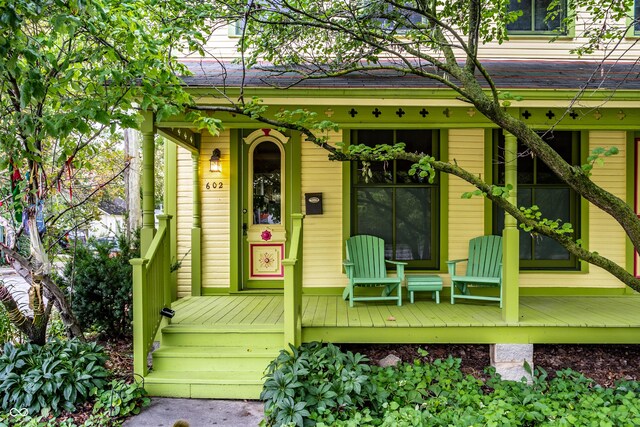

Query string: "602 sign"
[[205, 182, 224, 190]]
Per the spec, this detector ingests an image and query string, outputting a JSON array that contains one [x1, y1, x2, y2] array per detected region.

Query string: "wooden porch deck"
[[170, 294, 640, 344]]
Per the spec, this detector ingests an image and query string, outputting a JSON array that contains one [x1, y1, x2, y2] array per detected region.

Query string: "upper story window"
[[378, 8, 425, 32], [634, 0, 640, 36], [229, 19, 244, 37], [506, 0, 567, 34], [493, 130, 580, 270], [351, 129, 440, 270]]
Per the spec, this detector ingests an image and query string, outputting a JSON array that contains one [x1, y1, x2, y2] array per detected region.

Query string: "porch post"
[[191, 139, 202, 296], [502, 132, 519, 323], [140, 111, 156, 254], [164, 142, 178, 302], [283, 213, 304, 348]]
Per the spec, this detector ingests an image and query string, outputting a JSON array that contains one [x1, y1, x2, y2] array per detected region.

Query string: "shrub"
[[65, 231, 139, 338], [0, 339, 109, 416], [261, 342, 385, 427]]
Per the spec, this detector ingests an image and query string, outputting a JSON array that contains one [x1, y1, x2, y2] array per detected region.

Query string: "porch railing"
[[283, 213, 304, 348], [131, 214, 173, 377]]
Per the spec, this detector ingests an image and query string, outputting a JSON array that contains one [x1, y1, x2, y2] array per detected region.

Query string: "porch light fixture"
[[160, 307, 175, 318], [209, 148, 222, 173]]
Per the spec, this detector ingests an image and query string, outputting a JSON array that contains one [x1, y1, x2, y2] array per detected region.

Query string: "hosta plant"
[[0, 339, 108, 415]]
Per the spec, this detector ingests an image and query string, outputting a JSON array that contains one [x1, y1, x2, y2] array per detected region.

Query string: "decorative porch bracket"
[[283, 213, 305, 348], [157, 127, 200, 154], [502, 132, 520, 323]]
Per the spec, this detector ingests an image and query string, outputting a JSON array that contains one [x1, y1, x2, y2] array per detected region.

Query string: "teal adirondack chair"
[[342, 235, 406, 307], [448, 235, 503, 307]]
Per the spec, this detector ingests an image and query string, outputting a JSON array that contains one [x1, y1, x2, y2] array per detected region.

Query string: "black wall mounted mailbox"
[[305, 193, 323, 215]]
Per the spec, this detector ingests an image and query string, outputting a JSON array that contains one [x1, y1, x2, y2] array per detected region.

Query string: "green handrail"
[[283, 213, 304, 348], [131, 214, 172, 377]]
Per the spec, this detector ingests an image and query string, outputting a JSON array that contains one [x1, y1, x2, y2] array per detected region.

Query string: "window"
[[635, 0, 640, 36], [229, 0, 290, 36], [229, 19, 244, 37], [369, 2, 425, 33], [252, 141, 282, 225], [506, 0, 567, 34], [493, 130, 580, 270], [351, 130, 439, 269]]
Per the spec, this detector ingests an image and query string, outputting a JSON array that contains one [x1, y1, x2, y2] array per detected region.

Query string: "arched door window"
[[252, 141, 282, 225]]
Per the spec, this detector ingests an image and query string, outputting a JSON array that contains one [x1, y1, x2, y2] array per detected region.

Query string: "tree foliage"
[[0, 0, 216, 342]]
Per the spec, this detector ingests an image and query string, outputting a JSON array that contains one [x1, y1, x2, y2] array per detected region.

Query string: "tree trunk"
[[1, 240, 85, 342]]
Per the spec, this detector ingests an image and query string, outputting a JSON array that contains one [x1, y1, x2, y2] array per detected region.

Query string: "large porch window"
[[493, 130, 580, 270], [351, 129, 439, 269]]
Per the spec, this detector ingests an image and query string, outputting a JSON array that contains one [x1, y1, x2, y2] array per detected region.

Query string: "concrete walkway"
[[122, 398, 264, 427]]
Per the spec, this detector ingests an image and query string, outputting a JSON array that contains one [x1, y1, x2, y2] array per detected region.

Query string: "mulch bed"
[[341, 343, 640, 387]]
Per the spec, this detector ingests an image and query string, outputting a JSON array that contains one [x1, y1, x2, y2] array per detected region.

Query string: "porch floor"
[[170, 294, 640, 344]]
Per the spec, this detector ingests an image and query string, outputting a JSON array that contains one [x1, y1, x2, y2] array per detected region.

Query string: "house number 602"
[[205, 182, 223, 190]]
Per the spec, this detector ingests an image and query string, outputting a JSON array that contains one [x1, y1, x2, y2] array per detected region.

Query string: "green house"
[[130, 58, 640, 398]]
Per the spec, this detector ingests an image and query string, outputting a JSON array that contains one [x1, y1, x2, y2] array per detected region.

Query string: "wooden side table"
[[406, 275, 443, 304]]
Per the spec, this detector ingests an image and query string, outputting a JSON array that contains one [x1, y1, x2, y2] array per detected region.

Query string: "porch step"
[[145, 323, 285, 399], [144, 370, 265, 399], [152, 345, 280, 372], [160, 324, 284, 347]]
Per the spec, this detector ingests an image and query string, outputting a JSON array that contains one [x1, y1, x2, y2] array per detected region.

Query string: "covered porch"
[[129, 108, 640, 398]]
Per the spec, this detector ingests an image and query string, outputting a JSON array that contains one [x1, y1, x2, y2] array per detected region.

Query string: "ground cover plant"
[[261, 342, 640, 427]]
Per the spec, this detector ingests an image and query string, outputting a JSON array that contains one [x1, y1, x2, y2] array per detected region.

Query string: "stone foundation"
[[490, 343, 533, 383]]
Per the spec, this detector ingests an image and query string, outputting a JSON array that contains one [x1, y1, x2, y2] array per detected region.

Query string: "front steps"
[[144, 324, 284, 399]]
